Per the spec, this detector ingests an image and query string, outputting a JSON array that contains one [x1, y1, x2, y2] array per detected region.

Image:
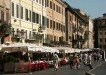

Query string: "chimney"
[[103, 13, 106, 17]]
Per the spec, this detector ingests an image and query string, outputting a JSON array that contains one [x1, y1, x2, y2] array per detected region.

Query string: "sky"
[[64, 0, 106, 19]]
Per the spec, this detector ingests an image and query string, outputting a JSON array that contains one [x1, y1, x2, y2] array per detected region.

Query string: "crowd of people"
[[68, 51, 105, 70], [51, 50, 106, 71]]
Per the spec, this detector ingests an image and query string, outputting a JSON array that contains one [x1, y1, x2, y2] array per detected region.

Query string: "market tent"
[[0, 43, 29, 52], [53, 47, 74, 53], [80, 49, 91, 52], [36, 46, 59, 53]]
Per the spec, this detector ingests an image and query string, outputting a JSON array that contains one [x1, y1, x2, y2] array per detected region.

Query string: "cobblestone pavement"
[[91, 62, 106, 75], [3, 61, 103, 75]]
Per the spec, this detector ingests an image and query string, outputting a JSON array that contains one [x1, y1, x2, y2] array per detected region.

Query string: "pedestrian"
[[82, 52, 88, 67], [53, 52, 59, 71], [68, 54, 73, 69], [73, 53, 80, 69], [87, 53, 93, 69]]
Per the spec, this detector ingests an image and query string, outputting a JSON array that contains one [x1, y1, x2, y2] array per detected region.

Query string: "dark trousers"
[[87, 64, 93, 69], [69, 61, 73, 69]]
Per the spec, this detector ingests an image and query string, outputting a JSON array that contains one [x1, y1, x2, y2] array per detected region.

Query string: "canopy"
[[0, 43, 59, 53]]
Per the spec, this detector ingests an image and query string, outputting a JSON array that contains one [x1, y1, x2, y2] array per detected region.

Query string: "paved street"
[[3, 61, 103, 75], [91, 62, 106, 75]]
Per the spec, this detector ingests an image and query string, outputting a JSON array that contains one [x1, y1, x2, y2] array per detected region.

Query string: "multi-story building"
[[43, 0, 66, 46], [64, 2, 89, 48], [10, 0, 44, 44], [8, 0, 66, 46], [0, 0, 11, 44], [94, 13, 106, 50], [73, 9, 89, 48]]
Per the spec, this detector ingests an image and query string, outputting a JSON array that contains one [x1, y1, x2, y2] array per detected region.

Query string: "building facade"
[[43, 0, 66, 46], [88, 18, 94, 48], [94, 13, 106, 50], [10, 0, 45, 44], [64, 2, 89, 48], [0, 0, 11, 44], [9, 0, 66, 46]]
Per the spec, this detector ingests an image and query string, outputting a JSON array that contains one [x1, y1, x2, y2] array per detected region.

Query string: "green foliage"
[[0, 23, 11, 36]]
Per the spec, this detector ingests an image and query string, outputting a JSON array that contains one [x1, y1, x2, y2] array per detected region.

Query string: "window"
[[99, 32, 102, 35], [42, 16, 47, 25], [99, 38, 102, 42], [61, 25, 63, 31], [59, 23, 60, 30], [53, 3, 55, 10], [58, 7, 60, 13], [21, 6, 23, 19], [25, 30, 27, 39], [50, 1, 52, 9], [29, 31, 31, 39], [46, 0, 49, 7], [56, 5, 58, 12], [39, 0, 41, 4], [105, 32, 106, 35], [47, 18, 49, 28], [29, 10, 31, 22], [42, 16, 47, 30], [53, 21, 55, 29], [25, 9, 28, 21], [1, 11, 4, 21], [50, 20, 52, 29], [32, 12, 35, 23], [42, 0, 44, 6], [16, 5, 19, 18], [12, 2, 14, 17], [6, 12, 9, 22], [57, 22, 58, 30], [105, 38, 106, 42], [36, 0, 38, 3], [56, 22, 58, 30], [35, 13, 39, 24]]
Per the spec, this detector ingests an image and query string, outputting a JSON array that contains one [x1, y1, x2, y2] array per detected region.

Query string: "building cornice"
[[55, 0, 67, 8]]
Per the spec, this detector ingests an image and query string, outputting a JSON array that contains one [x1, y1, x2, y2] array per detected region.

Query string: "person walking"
[[68, 54, 73, 69], [82, 52, 88, 67], [87, 53, 93, 69], [73, 53, 80, 69], [53, 52, 59, 71]]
